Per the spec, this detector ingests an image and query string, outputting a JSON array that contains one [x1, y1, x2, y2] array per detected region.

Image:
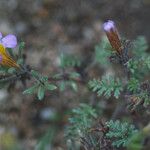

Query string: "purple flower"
[[103, 20, 115, 32], [0, 32, 17, 48]]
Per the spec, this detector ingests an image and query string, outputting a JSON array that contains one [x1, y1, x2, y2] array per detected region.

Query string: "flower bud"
[[103, 20, 122, 54]]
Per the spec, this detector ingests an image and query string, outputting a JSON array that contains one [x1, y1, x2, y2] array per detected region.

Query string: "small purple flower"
[[103, 20, 115, 32], [0, 32, 17, 48]]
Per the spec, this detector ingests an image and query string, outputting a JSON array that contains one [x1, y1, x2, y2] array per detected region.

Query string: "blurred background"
[[0, 0, 150, 149]]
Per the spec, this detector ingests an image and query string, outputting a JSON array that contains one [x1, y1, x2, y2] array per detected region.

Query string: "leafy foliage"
[[143, 56, 150, 70], [127, 58, 150, 79], [127, 78, 140, 93], [95, 37, 112, 67], [53, 72, 80, 92], [65, 104, 97, 140], [127, 123, 150, 150], [127, 36, 150, 79], [59, 53, 81, 68], [106, 120, 138, 148], [36, 127, 56, 150], [132, 36, 148, 57], [127, 59, 140, 75], [89, 75, 123, 99], [139, 91, 150, 107], [23, 70, 57, 100]]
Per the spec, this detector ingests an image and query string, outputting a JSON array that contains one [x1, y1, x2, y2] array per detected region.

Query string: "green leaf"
[[46, 83, 57, 91], [7, 48, 15, 58], [132, 36, 148, 57], [31, 70, 40, 78], [17, 58, 24, 65], [143, 56, 150, 69], [38, 86, 45, 100], [27, 70, 57, 100], [59, 53, 81, 68], [89, 76, 123, 99], [127, 78, 139, 93], [19, 42, 25, 50], [18, 42, 25, 57], [127, 132, 143, 150], [0, 66, 9, 73], [23, 84, 38, 95], [70, 81, 78, 91], [69, 72, 80, 79], [7, 67, 16, 74], [127, 59, 139, 74], [95, 37, 112, 67], [65, 104, 97, 140], [106, 120, 138, 148], [59, 81, 66, 91], [52, 73, 62, 79], [36, 127, 56, 150]]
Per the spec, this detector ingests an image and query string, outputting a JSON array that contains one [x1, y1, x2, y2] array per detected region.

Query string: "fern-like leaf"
[[106, 120, 138, 148], [89, 76, 123, 99], [65, 104, 97, 140]]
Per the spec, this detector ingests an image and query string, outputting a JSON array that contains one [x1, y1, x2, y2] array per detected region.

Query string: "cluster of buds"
[[0, 33, 19, 68], [103, 20, 122, 55]]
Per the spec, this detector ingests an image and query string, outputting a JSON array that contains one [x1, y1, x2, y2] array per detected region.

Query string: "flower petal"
[[2, 34, 17, 48], [103, 20, 115, 32], [0, 32, 2, 39]]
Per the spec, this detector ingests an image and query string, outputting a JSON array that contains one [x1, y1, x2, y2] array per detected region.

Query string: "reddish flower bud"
[[103, 20, 122, 54]]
